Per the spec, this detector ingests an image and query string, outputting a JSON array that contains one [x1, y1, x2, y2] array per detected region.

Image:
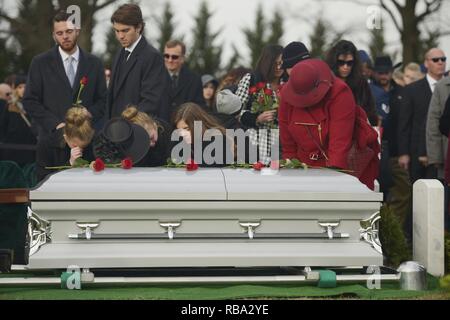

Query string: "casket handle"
[[69, 222, 100, 240], [239, 222, 261, 240], [318, 222, 341, 240], [159, 222, 181, 240]]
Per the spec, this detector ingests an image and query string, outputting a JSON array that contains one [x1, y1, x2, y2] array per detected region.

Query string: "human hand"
[[70, 147, 83, 166], [256, 110, 277, 124], [418, 156, 428, 167], [398, 155, 410, 170]]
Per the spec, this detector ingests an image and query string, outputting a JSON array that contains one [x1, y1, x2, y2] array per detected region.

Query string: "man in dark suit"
[[108, 4, 171, 122], [398, 48, 447, 182], [164, 40, 205, 115], [23, 11, 107, 137]]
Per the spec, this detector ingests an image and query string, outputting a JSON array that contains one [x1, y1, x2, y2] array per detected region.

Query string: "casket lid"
[[31, 168, 227, 201], [31, 168, 382, 202], [222, 168, 382, 202]]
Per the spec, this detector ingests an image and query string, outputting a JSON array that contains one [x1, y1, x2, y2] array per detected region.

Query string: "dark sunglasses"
[[337, 59, 354, 67], [164, 54, 180, 60], [430, 57, 447, 63]]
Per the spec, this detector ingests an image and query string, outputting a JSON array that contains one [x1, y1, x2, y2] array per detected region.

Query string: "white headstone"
[[413, 180, 445, 277]]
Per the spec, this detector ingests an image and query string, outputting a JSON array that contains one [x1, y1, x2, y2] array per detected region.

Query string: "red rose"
[[80, 76, 88, 86], [121, 158, 133, 170], [91, 158, 105, 172], [264, 88, 273, 96], [252, 162, 265, 171], [186, 159, 199, 172], [256, 82, 266, 90], [249, 86, 258, 95]]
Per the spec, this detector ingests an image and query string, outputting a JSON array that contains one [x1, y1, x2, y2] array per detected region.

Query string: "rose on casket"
[[46, 157, 134, 172]]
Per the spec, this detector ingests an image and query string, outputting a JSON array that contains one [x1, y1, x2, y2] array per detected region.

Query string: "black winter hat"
[[282, 42, 311, 69]]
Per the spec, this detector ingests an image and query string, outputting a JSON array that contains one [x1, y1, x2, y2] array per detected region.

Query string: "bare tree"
[[379, 0, 443, 63]]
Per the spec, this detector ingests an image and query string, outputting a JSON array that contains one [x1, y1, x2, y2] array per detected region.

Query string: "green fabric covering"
[[0, 274, 444, 300], [22, 163, 37, 189], [318, 270, 337, 288], [0, 161, 27, 189], [0, 161, 29, 265]]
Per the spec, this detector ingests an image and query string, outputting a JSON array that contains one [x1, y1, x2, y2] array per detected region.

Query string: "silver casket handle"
[[68, 222, 100, 240], [239, 222, 261, 239], [159, 222, 181, 240]]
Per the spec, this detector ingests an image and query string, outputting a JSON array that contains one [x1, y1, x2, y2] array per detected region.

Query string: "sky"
[[94, 0, 450, 66], [2, 0, 450, 68]]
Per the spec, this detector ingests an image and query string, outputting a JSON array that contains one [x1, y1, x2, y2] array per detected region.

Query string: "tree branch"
[[416, 0, 442, 23], [0, 11, 15, 24], [95, 0, 117, 11], [380, 0, 402, 33]]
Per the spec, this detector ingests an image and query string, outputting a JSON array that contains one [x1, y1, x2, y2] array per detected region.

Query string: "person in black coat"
[[36, 106, 95, 182], [23, 11, 107, 137], [121, 105, 173, 167], [108, 4, 171, 122], [398, 48, 447, 182], [164, 40, 205, 115], [1, 76, 37, 167]]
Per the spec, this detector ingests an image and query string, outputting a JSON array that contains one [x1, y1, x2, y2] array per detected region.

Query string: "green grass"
[[0, 275, 446, 300]]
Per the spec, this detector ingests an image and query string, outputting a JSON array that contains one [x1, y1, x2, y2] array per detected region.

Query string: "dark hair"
[[325, 40, 362, 93], [326, 40, 378, 126], [111, 4, 145, 34], [255, 44, 283, 83], [165, 40, 186, 55], [53, 10, 71, 24], [219, 67, 252, 91]]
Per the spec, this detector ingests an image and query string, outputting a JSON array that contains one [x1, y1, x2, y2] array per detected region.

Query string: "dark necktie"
[[172, 74, 178, 90], [123, 49, 131, 64]]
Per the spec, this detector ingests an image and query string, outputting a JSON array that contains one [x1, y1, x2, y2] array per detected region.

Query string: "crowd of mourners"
[[0, 3, 449, 239]]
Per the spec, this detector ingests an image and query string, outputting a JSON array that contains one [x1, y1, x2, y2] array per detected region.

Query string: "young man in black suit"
[[164, 40, 205, 115], [108, 4, 171, 122], [23, 11, 107, 137]]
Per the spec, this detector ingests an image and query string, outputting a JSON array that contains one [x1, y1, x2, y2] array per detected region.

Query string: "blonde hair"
[[404, 62, 422, 73], [121, 105, 161, 132], [64, 106, 95, 142]]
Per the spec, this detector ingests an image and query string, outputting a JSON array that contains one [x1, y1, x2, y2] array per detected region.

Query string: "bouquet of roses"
[[249, 82, 279, 128]]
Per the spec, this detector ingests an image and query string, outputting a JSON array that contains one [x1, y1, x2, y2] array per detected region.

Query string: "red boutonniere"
[[75, 76, 88, 105]]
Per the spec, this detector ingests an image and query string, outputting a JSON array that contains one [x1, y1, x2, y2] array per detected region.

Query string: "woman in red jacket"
[[279, 58, 356, 167], [280, 58, 380, 190]]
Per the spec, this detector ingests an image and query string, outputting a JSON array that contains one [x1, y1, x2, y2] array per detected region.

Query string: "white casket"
[[26, 168, 383, 270]]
